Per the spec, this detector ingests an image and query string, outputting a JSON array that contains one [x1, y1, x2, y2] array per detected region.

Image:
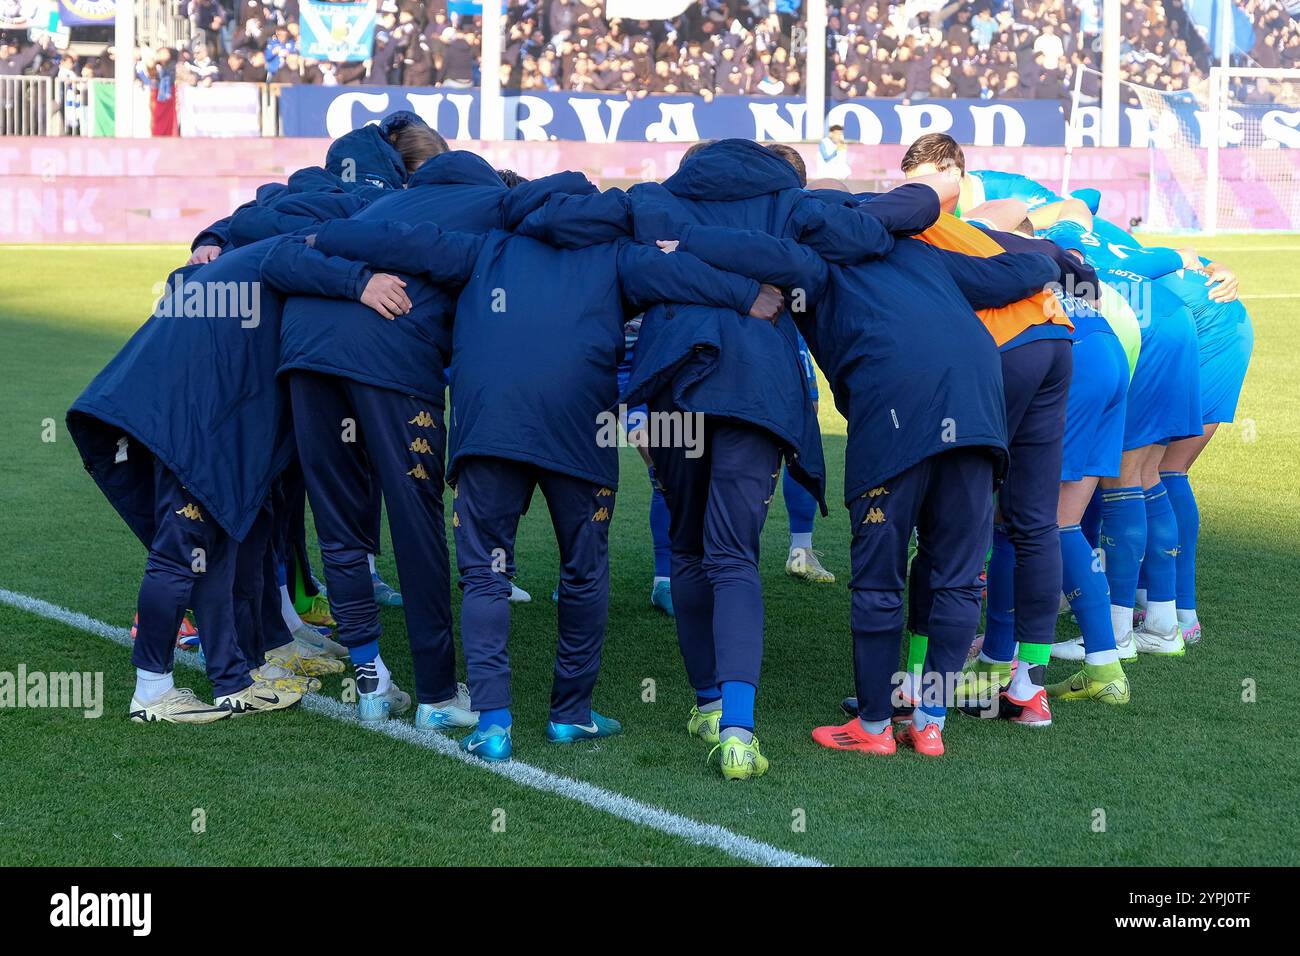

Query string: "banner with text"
[[298, 0, 377, 64], [277, 86, 1300, 148]]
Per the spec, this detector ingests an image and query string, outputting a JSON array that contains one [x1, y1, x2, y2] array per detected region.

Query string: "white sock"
[[134, 668, 174, 704], [1177, 608, 1199, 627], [1008, 662, 1040, 699], [279, 585, 306, 631], [1111, 604, 1133, 644], [653, 575, 670, 586], [1145, 599, 1177, 634], [859, 717, 890, 735], [374, 654, 392, 695], [790, 532, 813, 551], [1085, 649, 1121, 666], [1135, 588, 1148, 610], [367, 553, 377, 576]]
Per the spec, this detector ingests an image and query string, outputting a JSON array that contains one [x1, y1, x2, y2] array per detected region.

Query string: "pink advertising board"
[[0, 138, 1154, 244]]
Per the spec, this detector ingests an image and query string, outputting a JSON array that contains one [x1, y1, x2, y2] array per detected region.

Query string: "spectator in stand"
[[265, 26, 297, 75], [141, 47, 180, 137]]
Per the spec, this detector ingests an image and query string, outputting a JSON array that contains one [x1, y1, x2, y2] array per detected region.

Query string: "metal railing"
[[0, 77, 283, 137], [0, 76, 52, 136]]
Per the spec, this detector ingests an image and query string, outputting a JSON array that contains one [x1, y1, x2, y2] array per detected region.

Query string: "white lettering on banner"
[[644, 102, 699, 141], [25, 146, 161, 178], [568, 97, 632, 143], [0, 187, 102, 236], [895, 103, 953, 145], [442, 93, 475, 140], [302, 87, 1300, 147], [970, 104, 1028, 147], [749, 101, 808, 141], [324, 91, 390, 138], [1262, 109, 1300, 149], [512, 95, 555, 141], [826, 103, 884, 145]]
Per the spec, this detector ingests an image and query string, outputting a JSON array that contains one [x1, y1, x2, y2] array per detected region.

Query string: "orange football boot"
[[897, 720, 945, 756], [812, 719, 896, 755], [1001, 687, 1052, 727]]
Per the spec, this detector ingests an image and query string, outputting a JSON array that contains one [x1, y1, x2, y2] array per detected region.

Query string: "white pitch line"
[[0, 587, 827, 868]]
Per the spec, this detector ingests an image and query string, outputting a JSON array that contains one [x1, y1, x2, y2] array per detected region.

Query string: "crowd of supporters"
[[2, 0, 1299, 104]]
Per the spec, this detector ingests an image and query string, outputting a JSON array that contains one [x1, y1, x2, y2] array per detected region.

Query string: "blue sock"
[[696, 686, 721, 707], [648, 469, 672, 579], [981, 526, 1016, 663], [1061, 524, 1114, 653], [1143, 483, 1179, 603], [783, 468, 816, 536], [1161, 471, 1199, 610], [348, 639, 379, 667], [1081, 490, 1102, 549], [720, 680, 756, 732], [480, 707, 512, 730], [915, 704, 946, 730], [1100, 486, 1146, 608]]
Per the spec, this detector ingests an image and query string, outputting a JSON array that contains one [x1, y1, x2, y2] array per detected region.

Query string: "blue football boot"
[[546, 710, 623, 744], [460, 724, 512, 762]]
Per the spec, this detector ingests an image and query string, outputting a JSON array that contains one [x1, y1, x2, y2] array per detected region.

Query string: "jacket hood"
[[501, 171, 598, 229], [285, 166, 346, 195], [662, 138, 801, 201], [407, 149, 505, 189], [324, 124, 407, 191]]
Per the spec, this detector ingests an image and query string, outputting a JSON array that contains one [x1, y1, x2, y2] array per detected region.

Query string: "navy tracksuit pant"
[[996, 339, 1072, 653], [850, 448, 994, 721], [233, 499, 293, 667], [453, 456, 614, 724], [132, 458, 252, 697], [288, 372, 455, 705], [910, 339, 1071, 657], [648, 399, 783, 693]]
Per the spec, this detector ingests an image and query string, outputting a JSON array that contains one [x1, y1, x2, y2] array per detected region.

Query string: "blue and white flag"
[[299, 0, 377, 63]]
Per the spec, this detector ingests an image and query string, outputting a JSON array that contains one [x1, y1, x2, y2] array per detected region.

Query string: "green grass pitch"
[[1, 236, 1297, 866]]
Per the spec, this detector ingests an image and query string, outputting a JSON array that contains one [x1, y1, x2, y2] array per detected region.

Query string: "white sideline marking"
[[0, 587, 828, 868]]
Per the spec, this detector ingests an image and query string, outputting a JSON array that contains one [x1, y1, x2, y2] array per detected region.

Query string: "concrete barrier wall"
[[0, 138, 1153, 244]]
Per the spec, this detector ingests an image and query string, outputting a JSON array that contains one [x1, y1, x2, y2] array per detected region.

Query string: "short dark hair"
[[496, 168, 528, 188], [765, 142, 807, 186], [828, 124, 844, 133], [900, 132, 965, 175]]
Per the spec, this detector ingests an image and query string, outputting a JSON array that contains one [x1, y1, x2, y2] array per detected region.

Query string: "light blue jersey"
[[1157, 262, 1254, 424], [971, 169, 1063, 210], [1041, 220, 1184, 278]]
